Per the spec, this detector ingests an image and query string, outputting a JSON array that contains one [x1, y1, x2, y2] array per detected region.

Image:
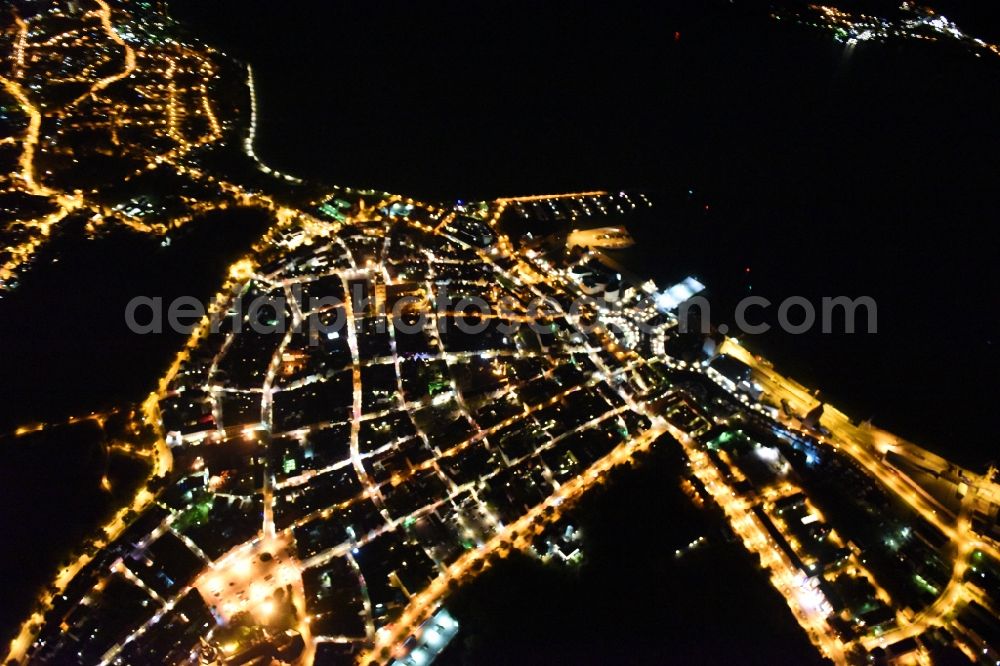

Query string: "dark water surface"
[[4, 0, 997, 655], [171, 0, 999, 470]]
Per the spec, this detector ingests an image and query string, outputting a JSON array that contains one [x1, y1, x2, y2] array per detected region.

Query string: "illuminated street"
[[1, 2, 999, 666]]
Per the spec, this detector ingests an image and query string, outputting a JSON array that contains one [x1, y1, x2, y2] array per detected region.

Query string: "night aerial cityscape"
[[1, 1, 999, 665]]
